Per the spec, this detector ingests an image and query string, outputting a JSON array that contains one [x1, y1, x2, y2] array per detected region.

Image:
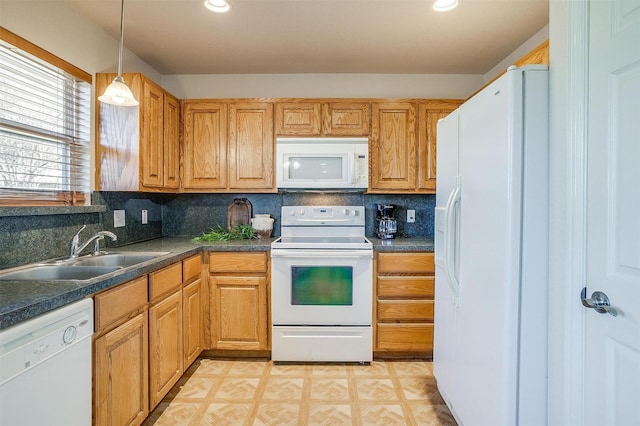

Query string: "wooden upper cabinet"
[[370, 102, 417, 191], [417, 100, 462, 192], [96, 72, 179, 192], [141, 79, 164, 189], [163, 94, 180, 189], [323, 102, 370, 136], [182, 101, 228, 191], [228, 102, 274, 190], [275, 102, 322, 135], [275, 100, 370, 136], [182, 100, 275, 192]]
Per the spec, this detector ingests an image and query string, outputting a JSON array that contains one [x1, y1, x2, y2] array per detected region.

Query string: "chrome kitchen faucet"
[[69, 225, 118, 258]]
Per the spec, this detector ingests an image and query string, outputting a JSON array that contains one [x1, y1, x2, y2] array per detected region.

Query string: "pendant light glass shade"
[[98, 76, 138, 106], [99, 0, 138, 106]]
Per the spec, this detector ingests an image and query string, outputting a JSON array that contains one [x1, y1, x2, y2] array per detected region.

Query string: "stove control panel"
[[281, 206, 365, 226]]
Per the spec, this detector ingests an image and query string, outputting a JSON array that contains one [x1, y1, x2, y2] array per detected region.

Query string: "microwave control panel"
[[356, 154, 367, 184]]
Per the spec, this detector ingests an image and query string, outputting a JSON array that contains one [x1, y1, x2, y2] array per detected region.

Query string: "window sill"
[[0, 205, 107, 218]]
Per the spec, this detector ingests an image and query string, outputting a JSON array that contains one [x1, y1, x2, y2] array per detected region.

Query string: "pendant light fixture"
[[99, 0, 139, 106]]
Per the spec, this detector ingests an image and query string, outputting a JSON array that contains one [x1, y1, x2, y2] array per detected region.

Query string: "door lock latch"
[[581, 287, 618, 317]]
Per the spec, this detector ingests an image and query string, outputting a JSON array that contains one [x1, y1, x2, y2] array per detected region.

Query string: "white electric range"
[[270, 206, 373, 363]]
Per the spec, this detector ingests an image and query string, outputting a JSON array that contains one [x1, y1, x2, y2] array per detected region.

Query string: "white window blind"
[[0, 31, 91, 206]]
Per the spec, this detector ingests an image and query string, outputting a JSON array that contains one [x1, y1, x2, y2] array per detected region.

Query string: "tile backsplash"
[[0, 191, 435, 269]]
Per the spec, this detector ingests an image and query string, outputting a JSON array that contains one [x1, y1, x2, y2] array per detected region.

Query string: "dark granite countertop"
[[0, 236, 432, 330], [370, 236, 434, 252]]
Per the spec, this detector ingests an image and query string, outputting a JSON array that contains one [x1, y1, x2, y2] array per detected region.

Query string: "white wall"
[[484, 24, 550, 83], [161, 73, 483, 100], [159, 23, 548, 100], [547, 0, 581, 424], [1, 0, 545, 101], [0, 0, 160, 82]]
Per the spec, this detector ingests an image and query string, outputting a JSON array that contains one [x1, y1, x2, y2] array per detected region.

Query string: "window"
[[0, 28, 91, 206]]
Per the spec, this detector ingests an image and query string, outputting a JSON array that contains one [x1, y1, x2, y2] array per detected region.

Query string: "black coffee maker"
[[375, 204, 398, 239]]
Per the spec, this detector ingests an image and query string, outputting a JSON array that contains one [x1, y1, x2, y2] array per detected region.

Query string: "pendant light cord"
[[117, 0, 125, 77]]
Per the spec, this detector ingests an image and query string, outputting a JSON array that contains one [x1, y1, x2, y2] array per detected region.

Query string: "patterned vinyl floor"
[[143, 358, 456, 425]]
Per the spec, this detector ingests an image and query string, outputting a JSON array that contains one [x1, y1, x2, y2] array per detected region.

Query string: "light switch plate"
[[142, 210, 148, 225], [114, 210, 125, 228], [407, 209, 416, 223]]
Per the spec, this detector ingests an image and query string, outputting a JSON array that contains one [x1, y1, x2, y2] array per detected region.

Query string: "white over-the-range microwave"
[[276, 137, 368, 189]]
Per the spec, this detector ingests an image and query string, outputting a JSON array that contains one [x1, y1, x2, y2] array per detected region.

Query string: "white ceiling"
[[65, 0, 549, 75]]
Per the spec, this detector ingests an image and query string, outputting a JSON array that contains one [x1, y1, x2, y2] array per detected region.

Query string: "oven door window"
[[291, 266, 353, 305]]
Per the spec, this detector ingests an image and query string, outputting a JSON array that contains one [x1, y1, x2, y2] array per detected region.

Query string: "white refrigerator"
[[433, 65, 549, 426]]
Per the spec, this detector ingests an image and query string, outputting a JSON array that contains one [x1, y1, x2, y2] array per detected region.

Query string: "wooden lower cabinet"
[[94, 276, 149, 426], [94, 311, 149, 426], [93, 257, 201, 425], [209, 275, 267, 350], [149, 289, 183, 409], [183, 278, 203, 367], [182, 254, 204, 368], [375, 252, 435, 354], [208, 251, 269, 351]]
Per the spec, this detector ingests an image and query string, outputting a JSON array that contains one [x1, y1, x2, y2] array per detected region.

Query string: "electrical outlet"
[[142, 210, 148, 225], [407, 209, 416, 223], [114, 210, 126, 228]]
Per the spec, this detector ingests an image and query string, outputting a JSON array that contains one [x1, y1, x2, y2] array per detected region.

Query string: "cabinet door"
[[163, 93, 180, 189], [228, 102, 275, 190], [210, 275, 267, 350], [275, 101, 322, 135], [94, 312, 149, 426], [322, 102, 371, 136], [96, 73, 143, 191], [183, 278, 203, 368], [370, 102, 417, 191], [417, 101, 461, 192], [141, 79, 164, 188], [149, 290, 183, 409], [182, 101, 228, 190]]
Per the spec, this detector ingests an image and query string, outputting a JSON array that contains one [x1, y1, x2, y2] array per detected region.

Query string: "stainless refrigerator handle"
[[581, 287, 618, 317]]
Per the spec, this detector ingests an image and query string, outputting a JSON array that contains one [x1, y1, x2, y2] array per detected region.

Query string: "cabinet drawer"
[[376, 324, 434, 352], [377, 252, 434, 274], [378, 300, 434, 321], [182, 254, 202, 284], [377, 276, 434, 298], [94, 276, 148, 334], [149, 262, 183, 302], [209, 252, 267, 274]]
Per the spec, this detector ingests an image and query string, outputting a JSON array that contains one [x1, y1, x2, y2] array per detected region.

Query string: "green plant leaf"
[[192, 224, 257, 242]]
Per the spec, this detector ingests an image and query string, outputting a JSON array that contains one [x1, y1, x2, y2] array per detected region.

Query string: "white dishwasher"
[[0, 298, 93, 426]]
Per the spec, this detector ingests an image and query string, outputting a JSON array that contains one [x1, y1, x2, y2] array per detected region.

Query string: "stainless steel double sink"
[[0, 252, 170, 282]]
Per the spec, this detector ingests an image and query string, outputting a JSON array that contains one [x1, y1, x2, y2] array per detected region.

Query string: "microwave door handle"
[[348, 154, 356, 184]]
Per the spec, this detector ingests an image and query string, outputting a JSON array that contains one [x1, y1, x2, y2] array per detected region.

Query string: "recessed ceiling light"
[[204, 0, 231, 13], [433, 0, 459, 12]]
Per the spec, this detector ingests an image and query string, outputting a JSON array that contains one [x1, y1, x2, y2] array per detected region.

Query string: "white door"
[[585, 1, 640, 424]]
